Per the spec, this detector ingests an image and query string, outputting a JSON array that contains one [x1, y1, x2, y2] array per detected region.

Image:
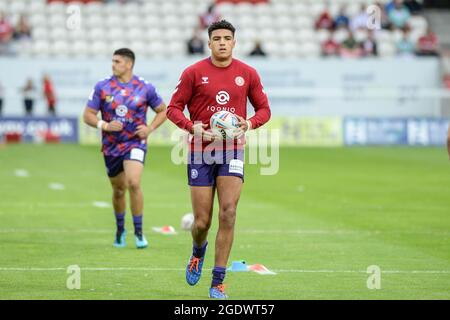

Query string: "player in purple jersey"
[[83, 48, 167, 249], [447, 126, 450, 160]]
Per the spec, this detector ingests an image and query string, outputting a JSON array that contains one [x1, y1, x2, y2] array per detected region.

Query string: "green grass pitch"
[[0, 144, 449, 299]]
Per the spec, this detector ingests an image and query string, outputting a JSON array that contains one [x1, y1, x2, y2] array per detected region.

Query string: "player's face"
[[208, 29, 235, 61], [112, 55, 132, 77]]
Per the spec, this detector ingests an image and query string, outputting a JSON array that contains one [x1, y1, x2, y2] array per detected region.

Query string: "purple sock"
[[115, 212, 125, 233], [133, 214, 143, 235], [211, 266, 226, 287], [192, 241, 208, 258]]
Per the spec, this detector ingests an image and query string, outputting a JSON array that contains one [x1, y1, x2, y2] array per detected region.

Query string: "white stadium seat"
[[354, 29, 369, 42], [90, 41, 109, 57], [378, 41, 396, 57], [85, 14, 104, 29], [48, 14, 66, 29], [281, 42, 299, 58], [88, 28, 106, 42], [104, 3, 123, 17], [29, 14, 47, 28], [107, 28, 125, 42], [50, 40, 70, 57], [129, 41, 148, 57], [46, 2, 66, 16], [84, 2, 104, 17], [49, 27, 68, 41], [333, 28, 350, 43], [71, 40, 90, 57], [32, 40, 50, 56], [16, 0, 433, 59], [299, 42, 321, 58], [32, 27, 48, 41], [409, 16, 428, 33], [316, 29, 331, 43]]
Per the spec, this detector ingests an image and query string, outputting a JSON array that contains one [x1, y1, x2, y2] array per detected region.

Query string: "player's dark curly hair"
[[208, 20, 235, 38], [113, 48, 135, 66]]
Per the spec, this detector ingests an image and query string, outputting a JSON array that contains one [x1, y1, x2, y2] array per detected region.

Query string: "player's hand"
[[105, 120, 123, 132], [233, 115, 251, 139], [135, 124, 152, 139], [192, 123, 218, 142]]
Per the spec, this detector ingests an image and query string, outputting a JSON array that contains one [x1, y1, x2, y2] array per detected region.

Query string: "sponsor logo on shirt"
[[216, 91, 230, 105], [235, 76, 245, 86], [116, 105, 128, 117]]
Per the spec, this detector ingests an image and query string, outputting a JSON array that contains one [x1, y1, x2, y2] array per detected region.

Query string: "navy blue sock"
[[115, 212, 125, 233], [133, 214, 143, 235], [192, 241, 208, 258], [211, 266, 226, 287]]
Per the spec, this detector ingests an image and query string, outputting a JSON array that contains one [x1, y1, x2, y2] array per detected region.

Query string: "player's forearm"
[[248, 107, 271, 130], [447, 128, 450, 160], [148, 111, 167, 133], [83, 108, 101, 128], [166, 107, 194, 133]]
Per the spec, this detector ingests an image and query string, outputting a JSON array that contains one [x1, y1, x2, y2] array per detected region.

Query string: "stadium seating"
[[0, 0, 429, 58]]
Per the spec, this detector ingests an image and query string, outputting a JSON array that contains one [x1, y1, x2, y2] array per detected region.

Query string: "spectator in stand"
[[444, 74, 450, 90], [0, 11, 14, 55], [187, 29, 205, 55], [388, 0, 411, 29], [249, 40, 267, 57], [375, 1, 392, 30], [12, 14, 32, 54], [385, 0, 396, 13], [350, 4, 369, 32], [340, 30, 362, 58], [199, 3, 221, 29], [396, 29, 415, 56], [321, 31, 340, 57], [416, 27, 439, 56], [22, 78, 36, 117], [361, 31, 378, 57], [0, 81, 4, 116], [334, 6, 349, 29], [315, 9, 334, 30], [13, 15, 31, 41], [404, 0, 422, 15], [43, 74, 57, 116]]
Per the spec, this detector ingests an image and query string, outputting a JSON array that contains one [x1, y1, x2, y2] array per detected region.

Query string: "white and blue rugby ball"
[[210, 111, 239, 140]]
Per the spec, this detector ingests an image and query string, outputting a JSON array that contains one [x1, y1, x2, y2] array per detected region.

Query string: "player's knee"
[[113, 186, 126, 198], [127, 178, 141, 192], [219, 204, 237, 228], [194, 217, 211, 232]]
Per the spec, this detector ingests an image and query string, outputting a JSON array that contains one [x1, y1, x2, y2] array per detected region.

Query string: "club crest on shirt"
[[105, 95, 114, 103], [116, 105, 128, 117], [235, 76, 245, 87]]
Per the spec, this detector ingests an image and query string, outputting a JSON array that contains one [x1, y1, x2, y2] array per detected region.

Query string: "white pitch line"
[[0, 267, 448, 274], [14, 169, 29, 178], [0, 228, 448, 236]]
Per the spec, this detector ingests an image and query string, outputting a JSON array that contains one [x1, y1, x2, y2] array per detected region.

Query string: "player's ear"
[[208, 39, 211, 49]]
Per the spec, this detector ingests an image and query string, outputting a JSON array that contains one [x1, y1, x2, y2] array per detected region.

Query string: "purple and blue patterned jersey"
[[87, 75, 163, 156]]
